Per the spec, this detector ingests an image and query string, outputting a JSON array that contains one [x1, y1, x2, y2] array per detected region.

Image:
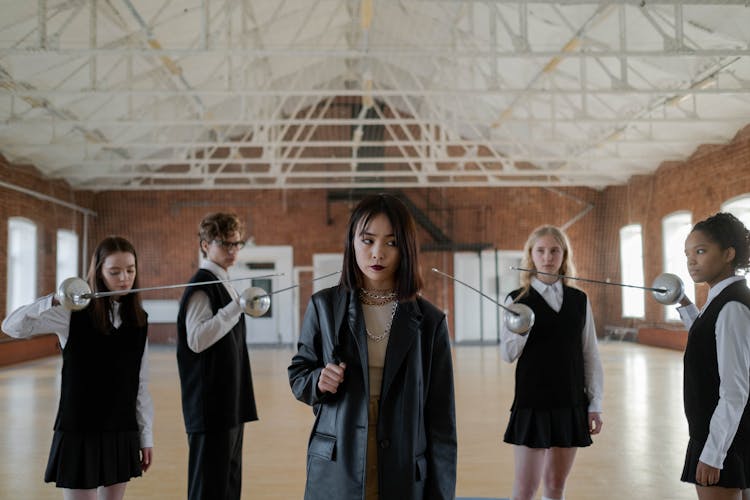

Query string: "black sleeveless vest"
[[508, 285, 588, 410], [55, 308, 147, 432], [176, 268, 258, 433], [684, 279, 750, 449]]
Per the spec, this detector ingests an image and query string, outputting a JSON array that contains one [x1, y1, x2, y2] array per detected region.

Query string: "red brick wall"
[[594, 125, 750, 347], [0, 156, 94, 364], [638, 328, 688, 351], [0, 157, 94, 326], [82, 186, 604, 340], [0, 335, 60, 366], [2, 124, 750, 360]]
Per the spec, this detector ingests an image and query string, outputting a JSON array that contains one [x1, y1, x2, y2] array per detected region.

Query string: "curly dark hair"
[[692, 212, 750, 272]]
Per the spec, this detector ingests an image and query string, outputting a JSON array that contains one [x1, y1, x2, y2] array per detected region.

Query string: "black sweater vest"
[[176, 269, 258, 433], [55, 308, 147, 432], [684, 280, 750, 449], [509, 285, 588, 410]]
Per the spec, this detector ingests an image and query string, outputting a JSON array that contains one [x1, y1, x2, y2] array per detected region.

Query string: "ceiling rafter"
[[1, 0, 749, 190]]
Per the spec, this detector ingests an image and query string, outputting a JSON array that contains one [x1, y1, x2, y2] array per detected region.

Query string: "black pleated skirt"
[[503, 406, 593, 448], [44, 430, 142, 489], [681, 437, 750, 489]]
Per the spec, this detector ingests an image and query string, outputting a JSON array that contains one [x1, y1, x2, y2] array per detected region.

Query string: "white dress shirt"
[[184, 259, 244, 353], [676, 275, 750, 469], [500, 277, 604, 413], [1, 296, 154, 448]]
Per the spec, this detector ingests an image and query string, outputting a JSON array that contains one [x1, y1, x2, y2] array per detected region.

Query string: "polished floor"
[[0, 341, 697, 499]]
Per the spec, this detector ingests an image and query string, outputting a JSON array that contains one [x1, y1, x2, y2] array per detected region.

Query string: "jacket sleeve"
[[288, 296, 327, 407], [424, 315, 457, 499]]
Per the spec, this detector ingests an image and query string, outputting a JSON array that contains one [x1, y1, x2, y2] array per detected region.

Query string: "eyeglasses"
[[212, 239, 246, 251]]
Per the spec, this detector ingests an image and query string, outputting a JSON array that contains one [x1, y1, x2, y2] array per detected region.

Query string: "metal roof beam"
[[48, 155, 683, 171], [422, 0, 750, 5], [4, 117, 748, 126], [4, 139, 709, 149], [64, 178, 623, 191], [7, 87, 750, 97], [7, 46, 750, 58]]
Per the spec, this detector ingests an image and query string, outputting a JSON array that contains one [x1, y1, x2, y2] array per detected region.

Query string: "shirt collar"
[[108, 300, 121, 326], [703, 275, 746, 310], [531, 276, 563, 296], [200, 258, 229, 280]]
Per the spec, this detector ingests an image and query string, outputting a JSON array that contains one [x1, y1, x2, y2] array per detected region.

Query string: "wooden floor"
[[0, 341, 697, 499]]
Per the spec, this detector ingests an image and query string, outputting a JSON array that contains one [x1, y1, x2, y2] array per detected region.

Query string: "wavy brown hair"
[[198, 212, 245, 257], [86, 236, 147, 334], [340, 194, 423, 301]]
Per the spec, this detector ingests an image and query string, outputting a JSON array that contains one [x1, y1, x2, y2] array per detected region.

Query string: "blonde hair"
[[515, 225, 577, 301]]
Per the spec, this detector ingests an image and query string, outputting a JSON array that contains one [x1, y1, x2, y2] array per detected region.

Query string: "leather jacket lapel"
[[331, 288, 349, 363], [344, 290, 370, 393], [380, 300, 422, 402]]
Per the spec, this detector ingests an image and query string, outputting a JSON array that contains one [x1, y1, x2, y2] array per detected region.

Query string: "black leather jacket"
[[288, 286, 457, 500]]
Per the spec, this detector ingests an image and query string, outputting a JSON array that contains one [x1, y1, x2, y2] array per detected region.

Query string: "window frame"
[[619, 223, 645, 318], [661, 211, 694, 322], [722, 194, 750, 284], [7, 217, 38, 314], [56, 229, 79, 289]]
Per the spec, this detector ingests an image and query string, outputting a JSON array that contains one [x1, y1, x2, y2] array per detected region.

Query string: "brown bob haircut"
[[339, 193, 424, 301]]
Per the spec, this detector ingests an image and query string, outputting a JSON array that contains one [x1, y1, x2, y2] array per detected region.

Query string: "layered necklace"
[[358, 288, 397, 305], [359, 288, 398, 342]]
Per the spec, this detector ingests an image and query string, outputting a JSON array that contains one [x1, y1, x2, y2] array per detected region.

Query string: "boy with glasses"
[[176, 212, 258, 500]]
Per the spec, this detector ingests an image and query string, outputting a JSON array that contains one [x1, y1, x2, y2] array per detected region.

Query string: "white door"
[[453, 250, 523, 343], [229, 245, 294, 345], [312, 253, 343, 293], [496, 251, 523, 303]]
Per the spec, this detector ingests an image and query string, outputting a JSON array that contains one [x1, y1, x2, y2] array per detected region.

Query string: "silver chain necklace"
[[360, 288, 397, 302], [365, 300, 398, 342]]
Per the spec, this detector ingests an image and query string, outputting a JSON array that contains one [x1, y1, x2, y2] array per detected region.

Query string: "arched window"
[[7, 218, 37, 313], [722, 194, 750, 228], [620, 224, 645, 318], [722, 194, 750, 284], [662, 211, 694, 321], [56, 229, 79, 289]]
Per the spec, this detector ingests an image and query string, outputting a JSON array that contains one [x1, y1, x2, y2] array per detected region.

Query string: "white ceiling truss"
[[1, 0, 749, 190]]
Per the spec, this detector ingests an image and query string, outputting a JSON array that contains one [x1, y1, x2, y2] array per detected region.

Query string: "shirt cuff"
[[222, 299, 243, 318], [140, 431, 154, 449], [699, 446, 724, 470], [677, 304, 698, 325], [588, 397, 603, 413]]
